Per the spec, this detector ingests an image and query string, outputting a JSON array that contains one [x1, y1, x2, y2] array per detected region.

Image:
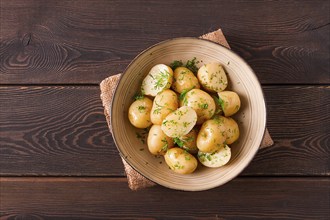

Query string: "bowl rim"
[[110, 37, 267, 191]]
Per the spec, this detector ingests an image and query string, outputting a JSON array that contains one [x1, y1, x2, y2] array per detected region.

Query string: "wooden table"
[[1, 1, 329, 219]]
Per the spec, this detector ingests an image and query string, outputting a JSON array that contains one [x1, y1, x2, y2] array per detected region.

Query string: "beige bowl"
[[111, 37, 266, 191]]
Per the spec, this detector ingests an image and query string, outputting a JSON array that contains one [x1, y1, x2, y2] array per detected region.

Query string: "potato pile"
[[128, 59, 241, 174]]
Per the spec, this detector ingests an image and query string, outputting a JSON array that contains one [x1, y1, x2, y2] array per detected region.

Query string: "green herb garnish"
[[170, 60, 184, 70], [137, 105, 146, 113], [174, 137, 184, 148], [169, 57, 200, 74], [153, 101, 163, 114], [214, 95, 225, 110], [198, 103, 208, 109], [179, 89, 188, 101], [212, 115, 225, 124], [185, 57, 199, 74], [185, 155, 191, 161], [179, 86, 196, 101], [134, 93, 144, 100], [161, 138, 169, 151], [173, 163, 184, 169], [154, 70, 170, 90], [212, 95, 223, 114]]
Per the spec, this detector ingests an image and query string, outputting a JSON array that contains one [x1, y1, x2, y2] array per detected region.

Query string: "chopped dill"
[[198, 103, 208, 109], [185, 57, 199, 74], [161, 138, 169, 151], [174, 137, 184, 148], [137, 105, 146, 113], [169, 57, 200, 74], [154, 70, 170, 90], [214, 95, 225, 110], [134, 93, 144, 100], [170, 60, 184, 70]]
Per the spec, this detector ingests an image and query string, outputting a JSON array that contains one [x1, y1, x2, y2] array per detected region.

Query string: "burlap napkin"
[[100, 29, 274, 190]]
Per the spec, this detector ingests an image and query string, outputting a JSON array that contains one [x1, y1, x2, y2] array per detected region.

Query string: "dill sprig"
[[169, 57, 200, 74]]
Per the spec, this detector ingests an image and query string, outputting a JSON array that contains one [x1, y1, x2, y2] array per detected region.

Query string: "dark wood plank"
[[244, 85, 330, 176], [1, 0, 329, 84], [0, 86, 329, 176], [1, 177, 329, 219], [0, 86, 125, 176]]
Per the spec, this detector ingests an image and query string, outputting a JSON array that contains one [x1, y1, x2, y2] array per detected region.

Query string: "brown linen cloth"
[[100, 29, 274, 190]]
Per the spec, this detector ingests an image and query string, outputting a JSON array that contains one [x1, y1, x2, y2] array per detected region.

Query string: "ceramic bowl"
[[111, 37, 266, 191]]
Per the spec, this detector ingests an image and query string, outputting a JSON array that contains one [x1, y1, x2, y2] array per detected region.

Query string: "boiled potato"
[[147, 125, 174, 155], [197, 145, 231, 168], [218, 91, 241, 116], [171, 67, 200, 93], [128, 61, 242, 174], [141, 64, 173, 96], [175, 128, 198, 154], [223, 116, 240, 144], [150, 89, 178, 125], [196, 117, 227, 153], [197, 63, 228, 92], [164, 147, 198, 174], [182, 89, 216, 125], [161, 106, 197, 138], [128, 97, 153, 128]]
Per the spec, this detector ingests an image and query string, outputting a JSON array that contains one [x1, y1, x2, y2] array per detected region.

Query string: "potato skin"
[[164, 147, 198, 174], [196, 117, 227, 153], [223, 116, 240, 144], [147, 125, 174, 155], [150, 89, 178, 125], [177, 128, 198, 154], [197, 63, 228, 92], [172, 67, 200, 93], [128, 97, 153, 128], [182, 89, 216, 125], [218, 91, 241, 117]]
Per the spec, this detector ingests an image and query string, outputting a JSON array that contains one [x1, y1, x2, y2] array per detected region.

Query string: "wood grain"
[[0, 86, 125, 176], [1, 177, 329, 219], [1, 1, 329, 218], [0, 0, 329, 84], [245, 85, 330, 175], [0, 86, 329, 176]]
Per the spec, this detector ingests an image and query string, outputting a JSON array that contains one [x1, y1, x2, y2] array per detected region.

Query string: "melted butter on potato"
[[196, 116, 227, 153], [197, 63, 228, 92], [141, 64, 173, 97], [128, 97, 153, 128], [182, 89, 216, 125], [150, 89, 178, 125], [171, 67, 200, 93], [164, 147, 198, 174], [147, 125, 174, 155]]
